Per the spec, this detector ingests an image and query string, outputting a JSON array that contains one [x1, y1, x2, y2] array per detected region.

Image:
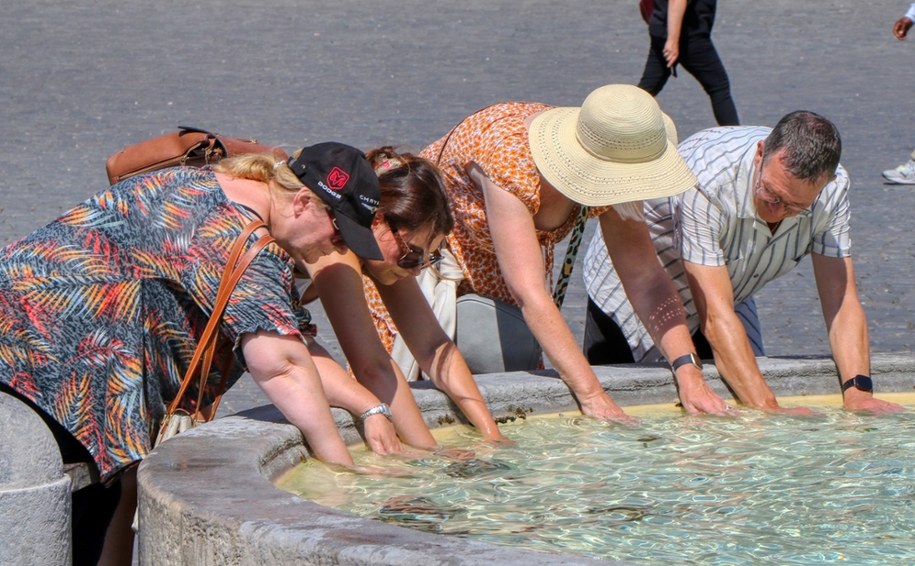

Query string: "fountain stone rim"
[[137, 353, 915, 565]]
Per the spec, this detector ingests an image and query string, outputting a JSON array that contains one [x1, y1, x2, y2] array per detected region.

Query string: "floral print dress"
[[0, 168, 307, 482]]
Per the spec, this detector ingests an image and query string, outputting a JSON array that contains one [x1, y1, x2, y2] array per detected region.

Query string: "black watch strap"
[[671, 352, 702, 372], [840, 374, 873, 393]]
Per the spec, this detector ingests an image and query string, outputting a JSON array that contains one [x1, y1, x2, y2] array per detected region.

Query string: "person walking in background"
[[892, 2, 915, 39], [885, 149, 915, 184], [882, 2, 915, 185], [639, 0, 739, 126]]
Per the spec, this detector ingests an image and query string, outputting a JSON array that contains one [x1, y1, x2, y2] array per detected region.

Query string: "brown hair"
[[366, 147, 454, 245]]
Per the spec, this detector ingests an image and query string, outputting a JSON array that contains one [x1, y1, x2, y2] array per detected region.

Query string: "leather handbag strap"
[[191, 232, 274, 417], [165, 220, 273, 419]]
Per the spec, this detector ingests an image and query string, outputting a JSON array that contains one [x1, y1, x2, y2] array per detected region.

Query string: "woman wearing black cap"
[[0, 141, 386, 565], [302, 147, 509, 451]]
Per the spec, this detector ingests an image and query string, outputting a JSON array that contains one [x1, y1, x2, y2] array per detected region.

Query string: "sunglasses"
[[389, 224, 443, 269]]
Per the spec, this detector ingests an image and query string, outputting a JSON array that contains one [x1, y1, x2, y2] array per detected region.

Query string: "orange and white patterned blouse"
[[364, 102, 606, 352]]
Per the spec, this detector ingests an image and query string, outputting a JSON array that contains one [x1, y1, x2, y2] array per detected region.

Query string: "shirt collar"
[[736, 145, 759, 221]]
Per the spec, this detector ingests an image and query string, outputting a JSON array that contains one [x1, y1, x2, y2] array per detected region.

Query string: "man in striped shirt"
[[583, 111, 903, 414]]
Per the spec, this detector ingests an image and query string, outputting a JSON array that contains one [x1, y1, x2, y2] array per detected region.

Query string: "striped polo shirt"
[[583, 126, 851, 362]]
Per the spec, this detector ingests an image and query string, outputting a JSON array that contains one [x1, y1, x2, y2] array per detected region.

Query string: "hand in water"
[[362, 414, 403, 455], [579, 393, 640, 426], [351, 464, 414, 477], [323, 460, 413, 477], [676, 374, 731, 416], [433, 446, 476, 461], [485, 435, 517, 448], [762, 405, 818, 417], [845, 396, 905, 415]]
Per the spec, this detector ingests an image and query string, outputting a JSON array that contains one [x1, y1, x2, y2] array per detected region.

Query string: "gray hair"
[[762, 111, 842, 182]]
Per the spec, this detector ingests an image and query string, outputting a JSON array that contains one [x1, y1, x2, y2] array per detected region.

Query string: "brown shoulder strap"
[[192, 232, 274, 415], [195, 234, 273, 421], [165, 221, 272, 418]]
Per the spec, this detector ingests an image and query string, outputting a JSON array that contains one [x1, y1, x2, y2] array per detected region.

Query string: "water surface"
[[278, 394, 915, 564]]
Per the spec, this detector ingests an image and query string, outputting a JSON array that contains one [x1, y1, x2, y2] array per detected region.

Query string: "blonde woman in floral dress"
[[0, 142, 387, 565]]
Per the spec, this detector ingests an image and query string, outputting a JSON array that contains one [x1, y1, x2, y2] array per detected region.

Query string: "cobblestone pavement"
[[2, 0, 913, 414]]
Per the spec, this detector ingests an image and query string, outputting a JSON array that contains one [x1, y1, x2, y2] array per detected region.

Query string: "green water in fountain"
[[278, 394, 915, 564]]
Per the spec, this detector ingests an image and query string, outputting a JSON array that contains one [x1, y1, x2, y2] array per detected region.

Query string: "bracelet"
[[671, 352, 702, 373], [358, 403, 393, 421]]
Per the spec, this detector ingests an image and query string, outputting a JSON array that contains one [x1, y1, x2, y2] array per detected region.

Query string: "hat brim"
[[528, 107, 697, 207], [333, 212, 383, 260]]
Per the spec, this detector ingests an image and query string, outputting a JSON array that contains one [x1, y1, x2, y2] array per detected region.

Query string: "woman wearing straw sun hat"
[[363, 84, 730, 419]]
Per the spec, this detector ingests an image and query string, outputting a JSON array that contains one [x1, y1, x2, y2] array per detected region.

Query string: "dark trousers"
[[639, 34, 739, 127], [583, 297, 713, 365], [0, 382, 120, 565]]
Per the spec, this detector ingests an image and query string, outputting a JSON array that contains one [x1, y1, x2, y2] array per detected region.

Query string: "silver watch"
[[358, 403, 393, 421]]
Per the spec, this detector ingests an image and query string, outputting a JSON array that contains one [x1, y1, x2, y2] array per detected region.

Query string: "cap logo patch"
[[326, 167, 350, 190]]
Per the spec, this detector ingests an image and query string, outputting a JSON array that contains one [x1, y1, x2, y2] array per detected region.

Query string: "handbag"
[[455, 294, 542, 373], [154, 220, 274, 447], [392, 208, 588, 377], [105, 125, 286, 185]]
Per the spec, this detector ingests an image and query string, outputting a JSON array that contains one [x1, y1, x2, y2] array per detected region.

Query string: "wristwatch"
[[671, 352, 702, 372], [840, 374, 873, 393], [358, 403, 393, 421]]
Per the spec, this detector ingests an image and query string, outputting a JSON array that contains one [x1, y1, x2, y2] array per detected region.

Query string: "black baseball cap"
[[288, 142, 383, 260]]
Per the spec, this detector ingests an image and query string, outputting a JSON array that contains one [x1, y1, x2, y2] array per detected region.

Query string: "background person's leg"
[[679, 35, 739, 126], [638, 35, 673, 96], [96, 468, 136, 566]]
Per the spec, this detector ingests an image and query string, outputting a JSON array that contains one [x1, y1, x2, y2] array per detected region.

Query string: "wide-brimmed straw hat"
[[528, 84, 697, 207]]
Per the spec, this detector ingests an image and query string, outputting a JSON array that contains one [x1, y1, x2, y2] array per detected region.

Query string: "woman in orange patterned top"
[[366, 84, 731, 420]]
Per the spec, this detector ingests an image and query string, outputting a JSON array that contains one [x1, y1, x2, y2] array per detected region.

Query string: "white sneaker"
[[883, 152, 915, 185]]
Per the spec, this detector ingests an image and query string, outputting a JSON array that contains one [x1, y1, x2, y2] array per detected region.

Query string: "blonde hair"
[[214, 151, 327, 207]]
